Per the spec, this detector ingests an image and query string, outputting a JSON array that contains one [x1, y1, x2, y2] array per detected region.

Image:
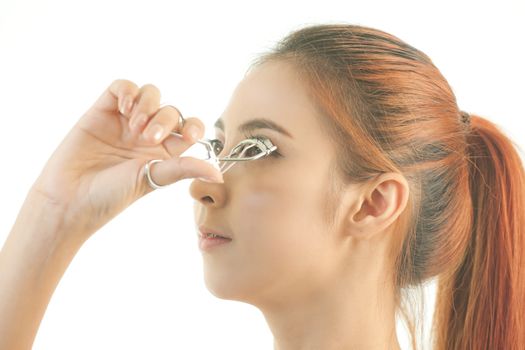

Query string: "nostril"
[[202, 196, 214, 203]]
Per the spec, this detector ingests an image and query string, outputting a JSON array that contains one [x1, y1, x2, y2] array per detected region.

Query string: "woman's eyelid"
[[212, 131, 275, 146]]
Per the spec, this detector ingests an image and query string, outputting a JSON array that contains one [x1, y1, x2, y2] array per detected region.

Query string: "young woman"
[[1, 24, 523, 350]]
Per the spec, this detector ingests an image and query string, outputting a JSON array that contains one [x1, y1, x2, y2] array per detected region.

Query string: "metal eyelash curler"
[[144, 106, 278, 189], [169, 131, 278, 174]]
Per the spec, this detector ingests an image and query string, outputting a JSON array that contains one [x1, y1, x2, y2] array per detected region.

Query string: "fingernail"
[[146, 124, 164, 142], [123, 96, 133, 115], [119, 96, 125, 114], [198, 175, 224, 183]]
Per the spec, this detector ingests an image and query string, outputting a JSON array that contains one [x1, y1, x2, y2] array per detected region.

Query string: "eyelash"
[[243, 131, 282, 158], [212, 132, 281, 158]]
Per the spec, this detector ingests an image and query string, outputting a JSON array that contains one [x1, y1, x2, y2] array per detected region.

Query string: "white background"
[[1, 1, 523, 349]]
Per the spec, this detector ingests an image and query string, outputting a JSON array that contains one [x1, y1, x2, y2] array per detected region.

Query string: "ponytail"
[[433, 115, 525, 349]]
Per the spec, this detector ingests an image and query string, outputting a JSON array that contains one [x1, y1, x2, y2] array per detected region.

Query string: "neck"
[[260, 268, 401, 350]]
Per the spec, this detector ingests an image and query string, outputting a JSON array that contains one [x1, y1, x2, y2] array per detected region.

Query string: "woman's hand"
[[1, 79, 225, 350], [29, 79, 223, 242]]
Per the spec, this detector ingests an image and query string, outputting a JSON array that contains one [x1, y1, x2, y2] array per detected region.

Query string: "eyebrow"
[[214, 117, 293, 139]]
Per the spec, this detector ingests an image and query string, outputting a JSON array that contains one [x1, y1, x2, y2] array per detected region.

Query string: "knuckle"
[[184, 117, 205, 130], [136, 84, 161, 111], [163, 105, 183, 122], [141, 83, 161, 98], [112, 79, 138, 96], [139, 97, 158, 113]]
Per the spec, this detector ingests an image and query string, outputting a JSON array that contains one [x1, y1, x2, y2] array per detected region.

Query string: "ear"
[[346, 172, 409, 239]]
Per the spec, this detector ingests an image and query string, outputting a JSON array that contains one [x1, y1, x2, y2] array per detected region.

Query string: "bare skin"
[[0, 79, 224, 349], [190, 60, 408, 350], [1, 60, 408, 350]]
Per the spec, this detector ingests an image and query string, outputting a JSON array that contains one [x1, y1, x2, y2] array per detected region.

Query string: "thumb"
[[143, 157, 224, 188]]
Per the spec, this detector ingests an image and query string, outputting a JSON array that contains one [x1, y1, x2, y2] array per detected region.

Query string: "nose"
[[189, 177, 226, 207], [189, 135, 250, 206]]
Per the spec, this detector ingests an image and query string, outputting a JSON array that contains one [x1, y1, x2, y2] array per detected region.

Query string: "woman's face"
[[189, 60, 345, 310]]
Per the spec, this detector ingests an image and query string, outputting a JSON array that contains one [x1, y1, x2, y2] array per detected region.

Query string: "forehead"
[[218, 60, 326, 141]]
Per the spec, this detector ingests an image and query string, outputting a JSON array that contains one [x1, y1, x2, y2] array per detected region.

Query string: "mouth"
[[198, 225, 232, 239], [198, 225, 232, 251]]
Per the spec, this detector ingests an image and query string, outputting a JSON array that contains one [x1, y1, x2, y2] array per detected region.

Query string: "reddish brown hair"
[[250, 23, 525, 349]]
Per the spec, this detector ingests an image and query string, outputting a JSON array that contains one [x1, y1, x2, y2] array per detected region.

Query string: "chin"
[[203, 279, 245, 302], [202, 268, 260, 304]]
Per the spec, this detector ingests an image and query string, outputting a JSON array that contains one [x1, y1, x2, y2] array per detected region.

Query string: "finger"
[[142, 110, 204, 150], [91, 79, 140, 116], [162, 116, 206, 155], [128, 84, 161, 133], [141, 157, 224, 192], [139, 105, 185, 144], [181, 116, 205, 142]]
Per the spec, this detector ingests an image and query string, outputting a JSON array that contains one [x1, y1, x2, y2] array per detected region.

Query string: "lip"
[[198, 224, 232, 239], [198, 234, 232, 251]]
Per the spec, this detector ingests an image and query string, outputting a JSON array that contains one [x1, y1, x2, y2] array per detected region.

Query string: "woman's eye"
[[211, 135, 280, 159], [242, 144, 264, 157], [210, 139, 224, 155]]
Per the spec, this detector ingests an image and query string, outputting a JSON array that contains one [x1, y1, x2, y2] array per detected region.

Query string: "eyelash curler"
[[143, 107, 279, 189], [155, 106, 278, 175], [169, 131, 278, 174]]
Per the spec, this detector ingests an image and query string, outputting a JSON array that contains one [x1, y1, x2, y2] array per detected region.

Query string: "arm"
[[0, 190, 86, 350], [0, 79, 220, 350]]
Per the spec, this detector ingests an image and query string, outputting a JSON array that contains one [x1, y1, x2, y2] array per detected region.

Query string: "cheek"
[[231, 181, 335, 301], [235, 188, 288, 245], [234, 179, 328, 264], [237, 179, 299, 228]]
